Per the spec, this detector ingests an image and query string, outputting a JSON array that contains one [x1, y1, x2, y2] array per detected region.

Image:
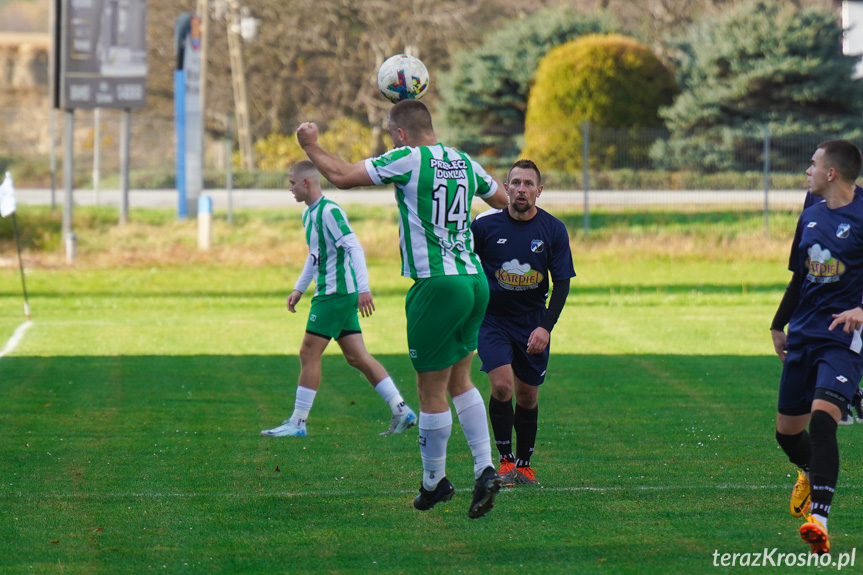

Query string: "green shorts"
[[306, 292, 361, 340], [405, 274, 490, 372]]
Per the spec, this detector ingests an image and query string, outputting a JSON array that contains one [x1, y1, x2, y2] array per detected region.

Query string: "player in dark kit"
[[771, 180, 863, 428], [772, 140, 863, 554], [471, 159, 575, 486]]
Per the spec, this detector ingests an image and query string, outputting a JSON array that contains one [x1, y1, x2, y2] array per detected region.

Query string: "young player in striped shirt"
[[261, 161, 416, 438]]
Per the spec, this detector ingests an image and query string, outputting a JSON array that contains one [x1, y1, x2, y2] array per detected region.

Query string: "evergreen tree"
[[658, 0, 863, 172], [436, 6, 617, 165]]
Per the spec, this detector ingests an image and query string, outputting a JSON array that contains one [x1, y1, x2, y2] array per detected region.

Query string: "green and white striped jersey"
[[302, 197, 359, 296], [365, 143, 497, 279]]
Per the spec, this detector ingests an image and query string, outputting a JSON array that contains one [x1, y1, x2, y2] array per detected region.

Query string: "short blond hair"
[[290, 160, 320, 185]]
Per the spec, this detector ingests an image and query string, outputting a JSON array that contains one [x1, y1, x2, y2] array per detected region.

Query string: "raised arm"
[[296, 122, 374, 189], [482, 175, 508, 209]]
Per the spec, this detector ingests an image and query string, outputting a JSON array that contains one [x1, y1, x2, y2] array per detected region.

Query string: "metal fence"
[[0, 108, 834, 222]]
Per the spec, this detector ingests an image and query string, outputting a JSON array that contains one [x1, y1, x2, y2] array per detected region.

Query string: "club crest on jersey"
[[531, 240, 544, 253], [805, 243, 845, 283], [837, 223, 851, 239]]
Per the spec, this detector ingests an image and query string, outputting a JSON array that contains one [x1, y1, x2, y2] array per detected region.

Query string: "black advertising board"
[[52, 0, 148, 110]]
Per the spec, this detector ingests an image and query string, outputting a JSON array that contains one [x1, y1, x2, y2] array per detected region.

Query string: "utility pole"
[[196, 0, 209, 119], [226, 0, 254, 170]]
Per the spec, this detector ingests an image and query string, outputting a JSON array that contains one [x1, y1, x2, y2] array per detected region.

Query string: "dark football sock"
[[488, 396, 514, 462], [775, 429, 811, 472], [809, 410, 839, 519], [514, 404, 538, 467]]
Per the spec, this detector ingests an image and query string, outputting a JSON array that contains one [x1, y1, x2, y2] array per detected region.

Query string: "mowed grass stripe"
[[0, 483, 792, 500]]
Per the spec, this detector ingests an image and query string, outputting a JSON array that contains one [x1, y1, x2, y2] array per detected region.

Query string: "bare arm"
[[483, 175, 508, 209], [296, 122, 374, 189]]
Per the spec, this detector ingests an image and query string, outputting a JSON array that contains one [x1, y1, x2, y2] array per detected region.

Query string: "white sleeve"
[[471, 158, 498, 199], [293, 254, 317, 294], [336, 233, 370, 293]]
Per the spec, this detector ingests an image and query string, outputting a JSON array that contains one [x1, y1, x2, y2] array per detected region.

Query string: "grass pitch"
[[1, 207, 862, 573]]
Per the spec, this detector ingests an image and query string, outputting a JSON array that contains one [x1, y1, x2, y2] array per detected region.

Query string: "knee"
[[513, 379, 538, 409], [516, 396, 537, 410], [298, 345, 320, 366], [488, 374, 512, 400], [490, 382, 511, 401], [515, 389, 538, 410], [342, 350, 367, 370], [776, 413, 808, 436]]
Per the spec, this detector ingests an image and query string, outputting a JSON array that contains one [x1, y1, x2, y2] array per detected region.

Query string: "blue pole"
[[174, 70, 187, 219]]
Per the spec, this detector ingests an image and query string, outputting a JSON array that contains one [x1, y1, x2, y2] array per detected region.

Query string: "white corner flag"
[[3, 170, 29, 319], [0, 172, 15, 218]]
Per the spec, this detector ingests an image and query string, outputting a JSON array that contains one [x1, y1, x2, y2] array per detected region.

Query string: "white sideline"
[[0, 320, 32, 358]]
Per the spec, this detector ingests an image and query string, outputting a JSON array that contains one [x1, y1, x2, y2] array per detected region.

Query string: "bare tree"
[[143, 0, 843, 163], [240, 0, 497, 134], [147, 0, 555, 137]]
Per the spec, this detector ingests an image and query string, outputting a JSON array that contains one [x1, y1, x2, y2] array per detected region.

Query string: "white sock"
[[374, 377, 406, 414], [812, 513, 828, 530], [289, 386, 316, 428], [452, 387, 494, 477], [419, 410, 452, 490]]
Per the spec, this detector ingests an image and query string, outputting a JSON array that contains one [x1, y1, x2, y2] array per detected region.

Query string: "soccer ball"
[[377, 54, 429, 104]]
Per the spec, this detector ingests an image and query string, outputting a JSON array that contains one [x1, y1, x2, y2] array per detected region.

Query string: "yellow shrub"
[[253, 118, 373, 171], [522, 34, 677, 172]]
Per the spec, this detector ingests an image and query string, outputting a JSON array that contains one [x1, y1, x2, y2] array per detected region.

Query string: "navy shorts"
[[477, 311, 549, 386], [778, 345, 863, 416]]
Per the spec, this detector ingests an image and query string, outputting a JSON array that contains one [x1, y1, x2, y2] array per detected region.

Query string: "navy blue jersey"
[[471, 207, 575, 317], [802, 185, 863, 210], [787, 194, 863, 351]]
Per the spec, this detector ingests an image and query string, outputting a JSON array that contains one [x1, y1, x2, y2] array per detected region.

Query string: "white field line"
[[0, 320, 32, 358], [0, 483, 785, 500]]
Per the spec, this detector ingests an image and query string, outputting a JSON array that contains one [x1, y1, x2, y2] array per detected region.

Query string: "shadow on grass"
[[5, 353, 859, 574], [0, 353, 784, 447]]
